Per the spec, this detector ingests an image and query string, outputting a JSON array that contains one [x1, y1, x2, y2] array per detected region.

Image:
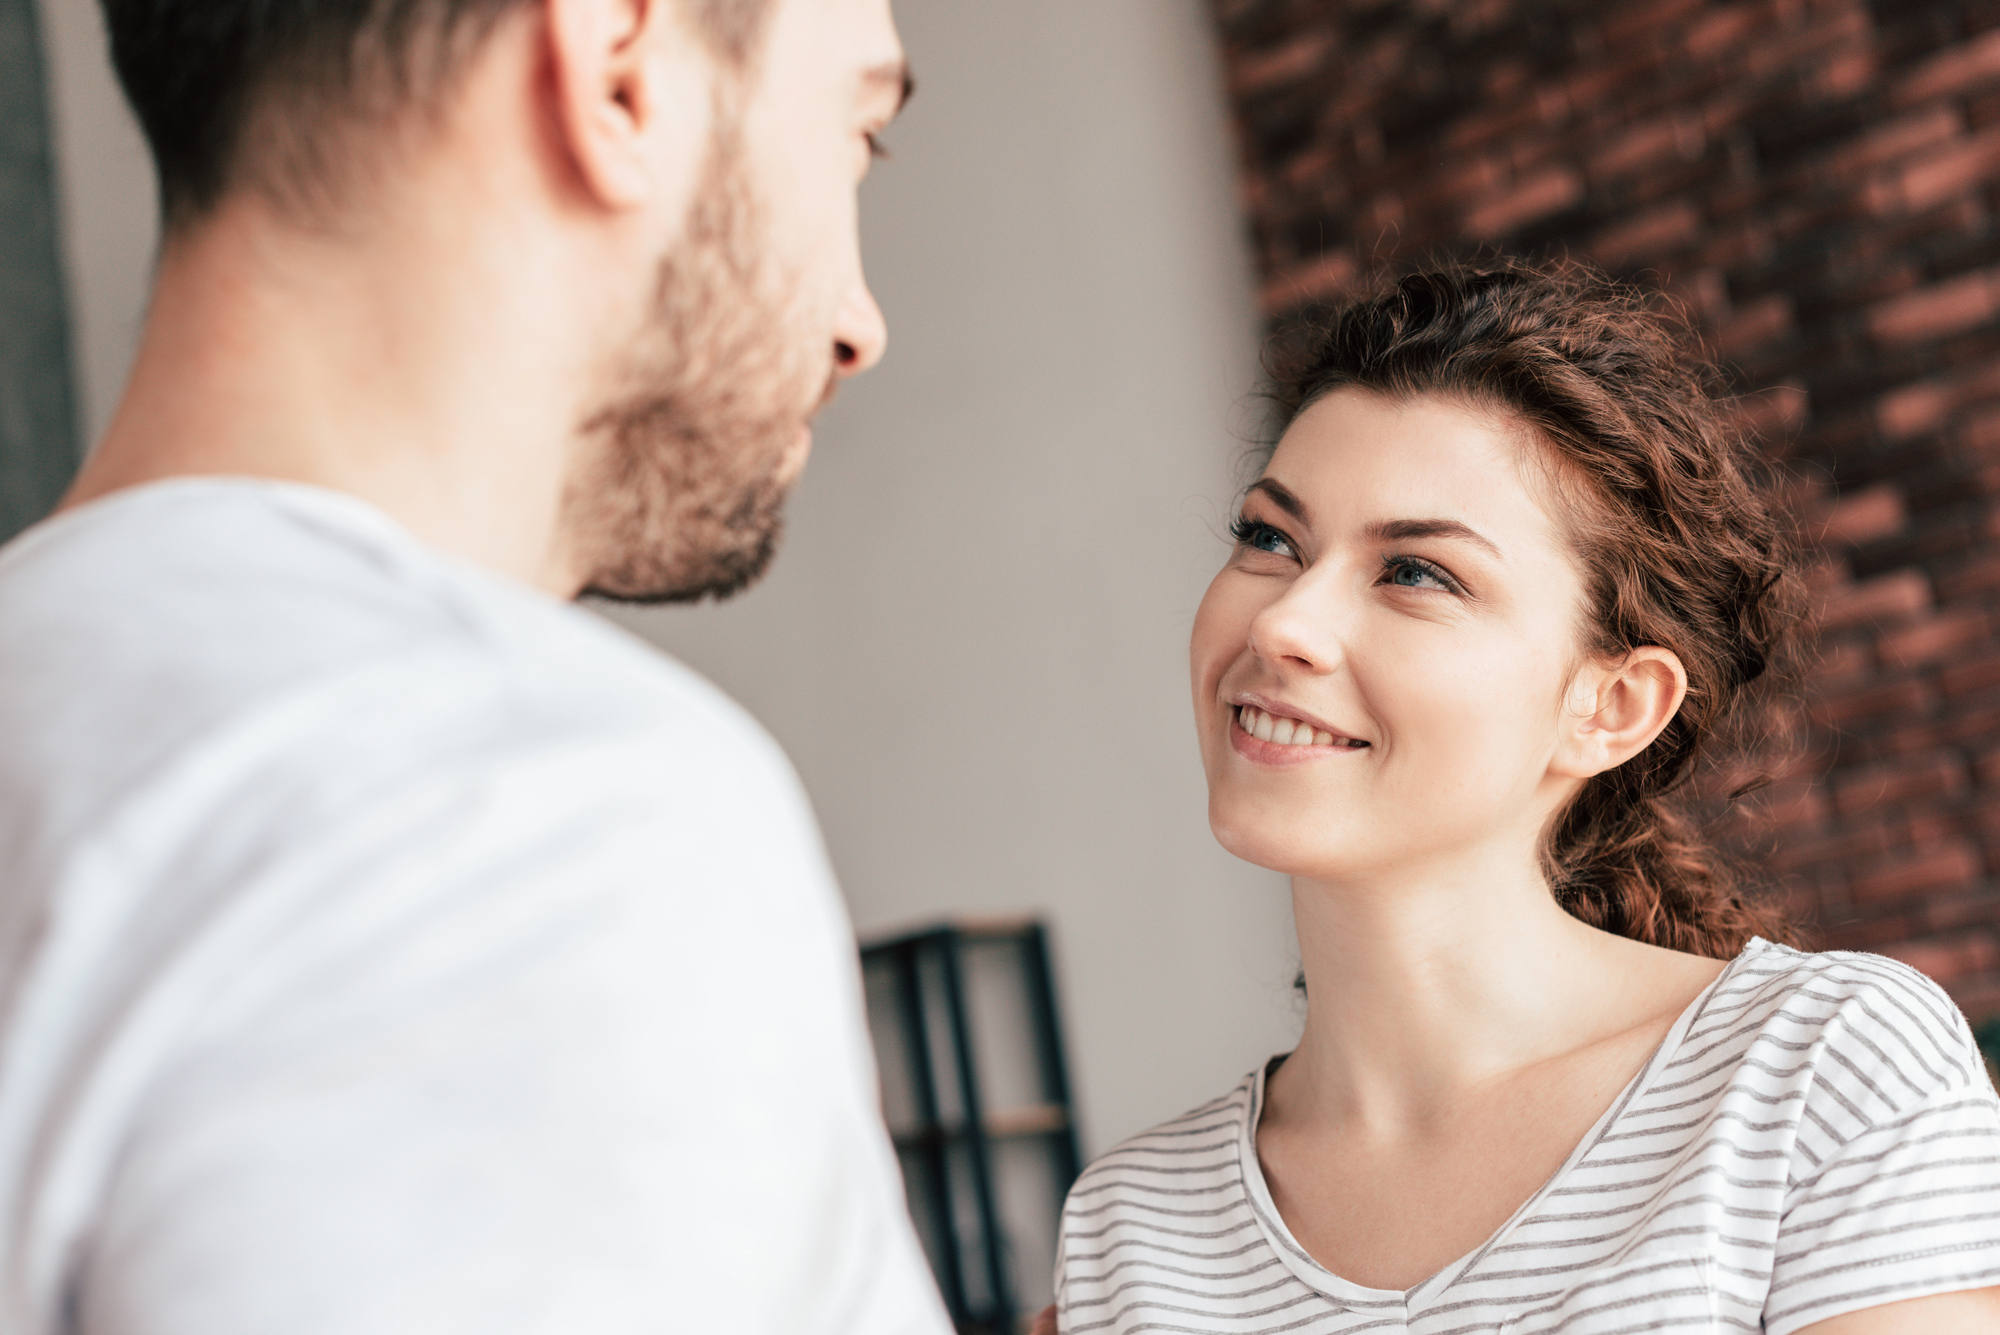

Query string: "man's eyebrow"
[[1366, 518, 1503, 559], [864, 60, 915, 116], [1246, 477, 1310, 526]]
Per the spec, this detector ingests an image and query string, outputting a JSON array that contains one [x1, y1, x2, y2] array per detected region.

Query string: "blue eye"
[[1229, 517, 1295, 558], [1381, 556, 1456, 592]]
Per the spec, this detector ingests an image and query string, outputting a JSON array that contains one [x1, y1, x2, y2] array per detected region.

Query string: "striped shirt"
[[1055, 939, 2000, 1334]]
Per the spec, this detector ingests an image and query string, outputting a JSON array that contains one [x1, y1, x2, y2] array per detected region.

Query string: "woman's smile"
[[1228, 700, 1370, 765]]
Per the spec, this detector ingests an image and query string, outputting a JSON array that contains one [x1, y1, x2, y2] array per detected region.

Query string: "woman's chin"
[[1208, 808, 1353, 879]]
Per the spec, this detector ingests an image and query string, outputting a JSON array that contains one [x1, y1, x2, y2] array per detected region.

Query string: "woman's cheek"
[[1405, 642, 1559, 810]]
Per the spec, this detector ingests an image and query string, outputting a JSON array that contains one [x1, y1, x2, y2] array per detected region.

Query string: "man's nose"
[[832, 279, 888, 377]]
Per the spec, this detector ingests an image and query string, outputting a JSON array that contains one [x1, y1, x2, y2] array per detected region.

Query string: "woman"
[[1050, 263, 2000, 1333]]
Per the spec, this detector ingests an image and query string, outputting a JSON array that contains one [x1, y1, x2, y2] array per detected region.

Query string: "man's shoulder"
[[0, 479, 789, 832]]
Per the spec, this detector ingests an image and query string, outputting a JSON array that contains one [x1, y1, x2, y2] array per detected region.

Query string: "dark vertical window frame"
[[0, 0, 81, 544]]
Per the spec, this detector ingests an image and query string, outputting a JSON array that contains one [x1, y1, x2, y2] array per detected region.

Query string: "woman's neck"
[[1279, 849, 1721, 1135]]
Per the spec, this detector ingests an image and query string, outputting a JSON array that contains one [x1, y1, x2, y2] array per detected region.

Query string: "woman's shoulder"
[[1695, 937, 1990, 1120], [1063, 1071, 1259, 1210]]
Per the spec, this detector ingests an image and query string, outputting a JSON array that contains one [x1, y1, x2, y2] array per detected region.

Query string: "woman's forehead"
[[1265, 389, 1565, 546]]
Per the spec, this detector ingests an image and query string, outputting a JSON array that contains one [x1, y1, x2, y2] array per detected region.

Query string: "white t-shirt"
[[0, 479, 952, 1335], [1056, 938, 2000, 1334]]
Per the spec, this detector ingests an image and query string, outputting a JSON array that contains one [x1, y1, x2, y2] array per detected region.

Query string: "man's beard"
[[563, 119, 833, 604]]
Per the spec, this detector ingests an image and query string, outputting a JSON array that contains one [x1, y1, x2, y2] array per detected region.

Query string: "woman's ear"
[[544, 0, 712, 210], [1552, 647, 1689, 780]]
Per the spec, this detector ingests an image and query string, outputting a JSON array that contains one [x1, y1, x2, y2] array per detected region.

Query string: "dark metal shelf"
[[862, 920, 1081, 1335]]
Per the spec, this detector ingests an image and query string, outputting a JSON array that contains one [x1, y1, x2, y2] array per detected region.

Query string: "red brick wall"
[[1209, 0, 2000, 1012]]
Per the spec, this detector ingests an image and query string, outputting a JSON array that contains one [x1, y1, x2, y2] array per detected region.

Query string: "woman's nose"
[[1247, 578, 1344, 675]]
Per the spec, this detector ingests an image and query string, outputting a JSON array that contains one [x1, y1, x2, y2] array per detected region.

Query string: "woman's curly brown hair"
[[1264, 259, 1807, 959]]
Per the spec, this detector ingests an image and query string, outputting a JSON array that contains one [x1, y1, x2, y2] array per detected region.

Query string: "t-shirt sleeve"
[[1762, 958, 2000, 1335], [75, 717, 952, 1335]]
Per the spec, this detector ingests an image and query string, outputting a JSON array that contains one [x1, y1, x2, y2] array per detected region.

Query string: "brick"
[[1896, 27, 2000, 106], [1816, 639, 1873, 686], [1816, 485, 1904, 547], [1600, 0, 1708, 45], [1816, 912, 1921, 951], [1684, 6, 1759, 60], [1920, 887, 2000, 933], [1908, 810, 1963, 848], [1464, 166, 1584, 237], [1229, 32, 1332, 95], [1817, 568, 1933, 630], [1879, 611, 1993, 667], [1882, 932, 2000, 984], [1879, 380, 1955, 439], [1939, 552, 2000, 602], [1835, 106, 1963, 176], [1716, 291, 1794, 356], [1770, 817, 1897, 871], [1261, 251, 1356, 316], [1831, 753, 1969, 816], [1810, 677, 1934, 728], [1965, 406, 2000, 454], [1870, 267, 2000, 344], [1851, 842, 1985, 903], [1947, 979, 2000, 1024], [1894, 129, 2000, 213], [1942, 651, 2000, 699], [1747, 780, 1831, 832], [1816, 49, 1877, 100], [1591, 117, 1692, 179], [1943, 694, 2000, 747], [1737, 380, 1812, 438], [1592, 201, 1703, 267], [1404, 154, 1505, 212]]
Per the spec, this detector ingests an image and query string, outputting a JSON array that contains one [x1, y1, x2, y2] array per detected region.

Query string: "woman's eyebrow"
[[1247, 478, 1311, 525], [1366, 518, 1504, 559]]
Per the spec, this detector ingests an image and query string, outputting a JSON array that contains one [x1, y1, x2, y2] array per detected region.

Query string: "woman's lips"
[[1229, 704, 1369, 763]]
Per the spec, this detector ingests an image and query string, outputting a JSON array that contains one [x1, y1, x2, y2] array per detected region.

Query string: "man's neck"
[[65, 195, 595, 595]]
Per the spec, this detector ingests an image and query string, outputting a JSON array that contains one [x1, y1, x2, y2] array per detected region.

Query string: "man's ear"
[[544, 0, 711, 209], [1552, 647, 1689, 780]]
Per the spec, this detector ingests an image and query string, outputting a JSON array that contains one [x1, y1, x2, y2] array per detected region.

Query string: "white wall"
[[36, 0, 155, 445], [35, 0, 1302, 1159], [605, 0, 1300, 1155]]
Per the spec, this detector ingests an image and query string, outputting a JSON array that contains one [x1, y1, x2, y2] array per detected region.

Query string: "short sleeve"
[[1762, 958, 2000, 1335], [71, 700, 952, 1335]]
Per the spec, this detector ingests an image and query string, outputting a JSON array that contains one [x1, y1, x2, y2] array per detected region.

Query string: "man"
[[0, 0, 951, 1330]]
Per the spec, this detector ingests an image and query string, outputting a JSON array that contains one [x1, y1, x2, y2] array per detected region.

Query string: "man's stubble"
[[564, 108, 835, 605]]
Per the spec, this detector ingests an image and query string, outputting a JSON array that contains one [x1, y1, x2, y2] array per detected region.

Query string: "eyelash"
[[1228, 516, 1464, 594], [1228, 516, 1288, 552], [1380, 554, 1463, 595]]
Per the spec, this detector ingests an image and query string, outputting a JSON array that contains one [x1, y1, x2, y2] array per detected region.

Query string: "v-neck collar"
[[1233, 941, 1756, 1317]]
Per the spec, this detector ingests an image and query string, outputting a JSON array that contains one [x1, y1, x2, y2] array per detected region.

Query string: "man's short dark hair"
[[100, 0, 774, 232]]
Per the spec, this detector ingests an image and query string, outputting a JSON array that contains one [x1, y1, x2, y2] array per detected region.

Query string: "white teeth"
[[1238, 706, 1359, 749]]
